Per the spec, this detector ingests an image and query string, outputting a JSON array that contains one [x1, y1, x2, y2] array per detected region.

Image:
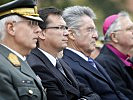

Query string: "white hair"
[[63, 6, 96, 36], [0, 15, 23, 40]]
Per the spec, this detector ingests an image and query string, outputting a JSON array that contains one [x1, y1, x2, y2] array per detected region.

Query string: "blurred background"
[[1, 0, 133, 37]]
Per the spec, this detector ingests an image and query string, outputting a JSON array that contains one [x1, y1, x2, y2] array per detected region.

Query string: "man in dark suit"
[[27, 7, 101, 100], [0, 0, 46, 100], [96, 12, 133, 99], [62, 6, 128, 100]]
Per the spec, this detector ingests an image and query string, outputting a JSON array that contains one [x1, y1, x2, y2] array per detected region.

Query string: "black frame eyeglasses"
[[45, 25, 68, 31], [13, 20, 38, 27]]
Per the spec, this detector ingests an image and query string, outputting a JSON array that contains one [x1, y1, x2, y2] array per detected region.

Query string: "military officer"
[[0, 0, 47, 100]]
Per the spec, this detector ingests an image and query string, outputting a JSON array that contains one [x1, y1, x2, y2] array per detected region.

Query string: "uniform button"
[[28, 89, 33, 95], [22, 80, 25, 83]]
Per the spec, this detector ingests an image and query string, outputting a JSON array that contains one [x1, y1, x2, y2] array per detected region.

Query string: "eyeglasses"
[[45, 25, 68, 31], [28, 20, 38, 27], [13, 20, 38, 27]]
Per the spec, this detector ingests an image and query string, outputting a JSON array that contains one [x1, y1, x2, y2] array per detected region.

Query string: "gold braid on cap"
[[0, 6, 39, 17]]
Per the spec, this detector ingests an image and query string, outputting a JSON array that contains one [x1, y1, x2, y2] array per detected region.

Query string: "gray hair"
[[0, 15, 23, 40], [104, 11, 130, 42], [63, 6, 96, 35]]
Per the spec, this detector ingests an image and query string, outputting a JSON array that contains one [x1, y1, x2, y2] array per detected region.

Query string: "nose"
[[63, 29, 69, 36], [34, 26, 42, 35], [93, 30, 98, 40]]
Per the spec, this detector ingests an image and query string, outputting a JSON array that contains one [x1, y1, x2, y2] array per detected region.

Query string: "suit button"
[[28, 89, 33, 95]]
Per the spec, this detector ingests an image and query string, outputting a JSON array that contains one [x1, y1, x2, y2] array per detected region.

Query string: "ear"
[[68, 29, 75, 40], [110, 32, 118, 43], [39, 30, 45, 40], [6, 22, 15, 36]]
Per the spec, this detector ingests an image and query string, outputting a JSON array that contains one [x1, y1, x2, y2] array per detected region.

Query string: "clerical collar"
[[106, 44, 132, 66]]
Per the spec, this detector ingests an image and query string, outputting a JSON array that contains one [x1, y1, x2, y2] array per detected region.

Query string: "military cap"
[[0, 0, 43, 21]]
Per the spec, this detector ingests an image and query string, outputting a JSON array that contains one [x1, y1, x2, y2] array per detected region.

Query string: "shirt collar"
[[38, 48, 56, 66], [66, 47, 88, 61], [1, 44, 26, 61], [106, 44, 132, 66], [106, 44, 130, 60]]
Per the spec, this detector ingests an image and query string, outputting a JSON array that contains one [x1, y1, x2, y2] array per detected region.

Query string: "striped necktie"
[[56, 59, 67, 77], [88, 58, 98, 69]]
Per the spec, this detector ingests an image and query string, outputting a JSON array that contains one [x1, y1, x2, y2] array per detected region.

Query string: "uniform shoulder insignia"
[[8, 53, 21, 67]]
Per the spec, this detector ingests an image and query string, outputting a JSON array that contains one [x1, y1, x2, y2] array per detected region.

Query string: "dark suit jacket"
[[96, 45, 133, 100], [127, 58, 133, 78], [27, 48, 101, 100], [62, 49, 128, 100], [0, 45, 46, 100]]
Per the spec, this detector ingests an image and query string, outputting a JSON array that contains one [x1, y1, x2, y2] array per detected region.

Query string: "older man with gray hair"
[[62, 6, 128, 100], [96, 11, 133, 100]]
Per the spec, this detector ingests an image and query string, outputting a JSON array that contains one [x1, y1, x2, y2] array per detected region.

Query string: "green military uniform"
[[0, 45, 47, 100], [0, 0, 46, 99]]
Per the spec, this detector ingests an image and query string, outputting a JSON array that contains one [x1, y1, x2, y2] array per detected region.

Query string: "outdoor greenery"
[[0, 0, 131, 36]]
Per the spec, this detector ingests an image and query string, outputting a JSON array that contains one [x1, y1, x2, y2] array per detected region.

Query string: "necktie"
[[56, 59, 72, 84], [56, 59, 67, 77], [88, 58, 98, 69]]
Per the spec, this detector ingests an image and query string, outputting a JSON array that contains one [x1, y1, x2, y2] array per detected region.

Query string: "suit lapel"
[[31, 48, 80, 95], [58, 59, 79, 88], [20, 59, 43, 87], [31, 48, 69, 83], [57, 59, 80, 95], [63, 49, 109, 82], [78, 58, 108, 82], [31, 48, 60, 79], [95, 61, 116, 85]]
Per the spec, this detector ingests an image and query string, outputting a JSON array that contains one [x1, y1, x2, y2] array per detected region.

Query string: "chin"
[[89, 48, 95, 52], [92, 46, 96, 50], [30, 44, 37, 49], [63, 43, 68, 47], [59, 46, 66, 51], [63, 46, 67, 49]]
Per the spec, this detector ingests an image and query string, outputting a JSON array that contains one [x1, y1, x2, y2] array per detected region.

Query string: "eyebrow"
[[126, 25, 133, 29]]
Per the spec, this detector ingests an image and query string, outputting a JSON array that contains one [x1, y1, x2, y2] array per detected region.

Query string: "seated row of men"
[[0, 0, 133, 100]]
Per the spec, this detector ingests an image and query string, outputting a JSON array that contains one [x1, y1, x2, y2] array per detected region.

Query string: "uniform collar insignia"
[[8, 53, 21, 67]]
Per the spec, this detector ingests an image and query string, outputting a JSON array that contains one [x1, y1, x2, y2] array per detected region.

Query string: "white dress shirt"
[[66, 47, 97, 69], [38, 48, 56, 67]]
